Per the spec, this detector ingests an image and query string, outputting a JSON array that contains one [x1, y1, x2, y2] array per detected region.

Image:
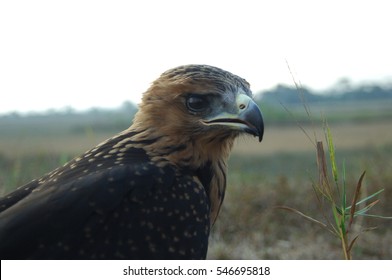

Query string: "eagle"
[[0, 64, 263, 259]]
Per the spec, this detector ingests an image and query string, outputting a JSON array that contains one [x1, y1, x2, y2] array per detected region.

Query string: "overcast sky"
[[1, 0, 391, 114]]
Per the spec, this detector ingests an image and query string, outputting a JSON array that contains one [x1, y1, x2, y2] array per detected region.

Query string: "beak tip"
[[259, 124, 264, 142], [257, 127, 264, 142]]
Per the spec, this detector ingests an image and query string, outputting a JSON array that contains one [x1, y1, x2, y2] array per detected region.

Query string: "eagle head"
[[132, 64, 263, 165]]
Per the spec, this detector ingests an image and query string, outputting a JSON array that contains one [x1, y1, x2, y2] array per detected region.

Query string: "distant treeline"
[[2, 81, 392, 120], [2, 101, 137, 120], [257, 81, 392, 104], [0, 101, 138, 134]]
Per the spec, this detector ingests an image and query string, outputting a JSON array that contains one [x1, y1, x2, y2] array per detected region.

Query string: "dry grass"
[[233, 120, 392, 156]]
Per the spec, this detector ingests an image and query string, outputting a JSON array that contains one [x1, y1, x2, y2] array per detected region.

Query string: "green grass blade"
[[325, 124, 339, 186], [345, 189, 385, 211], [357, 214, 392, 219], [341, 161, 347, 217], [355, 189, 384, 206]]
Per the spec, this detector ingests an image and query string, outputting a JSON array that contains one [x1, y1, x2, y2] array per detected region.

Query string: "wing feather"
[[0, 149, 175, 259]]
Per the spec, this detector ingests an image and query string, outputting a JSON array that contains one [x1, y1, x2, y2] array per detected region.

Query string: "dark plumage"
[[0, 64, 263, 259]]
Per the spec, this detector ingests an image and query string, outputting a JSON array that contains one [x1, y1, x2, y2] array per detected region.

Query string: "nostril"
[[239, 103, 246, 110]]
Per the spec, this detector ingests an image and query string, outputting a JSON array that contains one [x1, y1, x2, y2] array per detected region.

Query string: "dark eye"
[[186, 95, 208, 113]]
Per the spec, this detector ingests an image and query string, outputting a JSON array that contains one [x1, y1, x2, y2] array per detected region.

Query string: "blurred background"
[[1, 0, 391, 259]]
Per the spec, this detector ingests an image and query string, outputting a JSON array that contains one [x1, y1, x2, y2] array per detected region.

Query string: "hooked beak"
[[201, 94, 264, 142]]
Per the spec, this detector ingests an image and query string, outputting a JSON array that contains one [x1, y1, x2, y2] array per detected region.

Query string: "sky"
[[1, 0, 391, 114]]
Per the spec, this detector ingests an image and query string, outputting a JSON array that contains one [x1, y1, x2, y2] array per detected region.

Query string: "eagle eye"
[[186, 95, 209, 113]]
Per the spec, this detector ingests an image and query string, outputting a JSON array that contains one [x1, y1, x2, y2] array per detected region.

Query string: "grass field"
[[1, 105, 391, 259]]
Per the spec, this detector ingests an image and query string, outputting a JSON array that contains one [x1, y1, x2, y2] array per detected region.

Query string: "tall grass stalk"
[[278, 62, 392, 259]]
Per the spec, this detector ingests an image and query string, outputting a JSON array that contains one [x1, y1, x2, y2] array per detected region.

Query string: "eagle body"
[[0, 65, 263, 259]]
